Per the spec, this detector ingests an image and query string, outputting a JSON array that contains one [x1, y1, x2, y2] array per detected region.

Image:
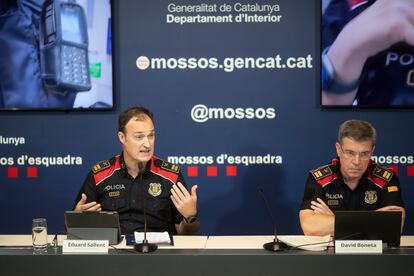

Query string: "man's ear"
[[335, 142, 341, 157], [118, 131, 125, 145]]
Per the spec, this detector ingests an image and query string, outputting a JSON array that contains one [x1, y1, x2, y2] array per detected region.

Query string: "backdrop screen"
[[0, 0, 113, 110], [321, 0, 414, 108]]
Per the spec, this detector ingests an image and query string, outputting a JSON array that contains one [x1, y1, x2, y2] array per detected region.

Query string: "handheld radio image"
[[40, 0, 91, 92]]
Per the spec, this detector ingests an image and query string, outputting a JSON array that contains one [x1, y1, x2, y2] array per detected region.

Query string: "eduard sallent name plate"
[[63, 240, 109, 253]]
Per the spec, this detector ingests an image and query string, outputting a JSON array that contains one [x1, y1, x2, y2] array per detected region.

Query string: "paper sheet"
[[134, 232, 171, 245]]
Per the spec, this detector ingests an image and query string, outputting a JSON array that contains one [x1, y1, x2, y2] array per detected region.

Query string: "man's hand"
[[74, 193, 102, 211], [310, 198, 334, 216], [376, 205, 404, 212], [170, 182, 197, 218], [299, 198, 335, 236]]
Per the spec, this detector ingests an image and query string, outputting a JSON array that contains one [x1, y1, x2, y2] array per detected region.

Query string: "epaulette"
[[93, 156, 122, 186], [151, 157, 180, 185], [311, 164, 333, 181], [160, 160, 180, 174], [92, 159, 111, 174], [372, 164, 393, 183]]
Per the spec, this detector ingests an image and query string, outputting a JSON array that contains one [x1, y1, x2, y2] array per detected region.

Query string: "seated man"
[[299, 120, 405, 236], [73, 106, 200, 235]]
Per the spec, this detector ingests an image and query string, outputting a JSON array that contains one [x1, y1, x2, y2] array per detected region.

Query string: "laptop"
[[334, 210, 402, 247], [64, 211, 122, 245]]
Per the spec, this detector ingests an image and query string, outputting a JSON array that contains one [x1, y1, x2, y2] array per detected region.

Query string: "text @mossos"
[[191, 105, 275, 123]]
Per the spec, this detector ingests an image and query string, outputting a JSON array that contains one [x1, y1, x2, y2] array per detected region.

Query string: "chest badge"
[[108, 191, 120, 197], [364, 190, 378, 205], [148, 183, 162, 197], [327, 200, 339, 206]]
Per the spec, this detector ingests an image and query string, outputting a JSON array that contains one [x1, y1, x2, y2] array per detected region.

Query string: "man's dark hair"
[[337, 120, 376, 146], [118, 106, 154, 133]]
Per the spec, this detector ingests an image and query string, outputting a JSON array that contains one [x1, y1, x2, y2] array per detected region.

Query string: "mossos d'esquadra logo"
[[148, 183, 162, 197], [364, 190, 378, 204]]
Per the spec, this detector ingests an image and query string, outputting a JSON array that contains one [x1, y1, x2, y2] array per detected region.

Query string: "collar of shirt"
[[333, 157, 372, 188], [119, 153, 153, 179]]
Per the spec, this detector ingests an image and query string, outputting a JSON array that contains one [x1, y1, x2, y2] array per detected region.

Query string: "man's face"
[[335, 137, 374, 182], [118, 115, 155, 164]]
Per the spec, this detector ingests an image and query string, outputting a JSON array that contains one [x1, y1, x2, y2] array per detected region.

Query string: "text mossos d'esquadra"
[[0, 155, 83, 167], [166, 3, 282, 24], [168, 154, 283, 166]]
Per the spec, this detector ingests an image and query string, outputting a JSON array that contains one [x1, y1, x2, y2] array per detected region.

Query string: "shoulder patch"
[[151, 157, 179, 185], [161, 161, 180, 173], [92, 160, 111, 173], [387, 186, 398, 193], [373, 165, 393, 182], [311, 165, 333, 180]]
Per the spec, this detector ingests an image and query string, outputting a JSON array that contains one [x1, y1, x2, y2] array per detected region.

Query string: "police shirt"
[[300, 159, 404, 211], [323, 0, 414, 106], [74, 154, 185, 234]]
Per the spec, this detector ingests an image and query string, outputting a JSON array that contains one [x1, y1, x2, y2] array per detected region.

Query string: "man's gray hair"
[[338, 120, 376, 146]]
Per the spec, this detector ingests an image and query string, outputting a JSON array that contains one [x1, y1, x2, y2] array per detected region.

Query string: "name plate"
[[63, 240, 109, 254], [335, 240, 382, 254]]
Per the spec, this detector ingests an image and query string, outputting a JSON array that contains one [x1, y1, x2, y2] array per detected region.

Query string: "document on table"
[[133, 232, 172, 245], [278, 235, 331, 251]]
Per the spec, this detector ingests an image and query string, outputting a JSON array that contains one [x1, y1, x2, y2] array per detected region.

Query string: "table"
[[1, 235, 414, 276]]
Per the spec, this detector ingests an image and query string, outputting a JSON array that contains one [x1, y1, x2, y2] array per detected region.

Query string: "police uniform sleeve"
[[322, 0, 349, 50], [379, 174, 405, 208], [172, 171, 187, 224], [72, 171, 98, 210], [300, 173, 324, 210]]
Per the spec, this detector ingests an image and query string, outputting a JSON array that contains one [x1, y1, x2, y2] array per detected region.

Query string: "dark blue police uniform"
[[300, 158, 404, 211], [323, 0, 414, 106], [74, 155, 185, 235]]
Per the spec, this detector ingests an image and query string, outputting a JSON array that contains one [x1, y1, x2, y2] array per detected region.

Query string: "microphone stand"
[[257, 187, 289, 252], [134, 162, 157, 253]]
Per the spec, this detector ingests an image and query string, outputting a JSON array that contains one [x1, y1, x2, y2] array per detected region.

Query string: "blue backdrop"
[[0, 0, 413, 235]]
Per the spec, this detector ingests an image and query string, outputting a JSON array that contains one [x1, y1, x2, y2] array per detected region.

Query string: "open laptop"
[[64, 211, 122, 245], [334, 210, 402, 247]]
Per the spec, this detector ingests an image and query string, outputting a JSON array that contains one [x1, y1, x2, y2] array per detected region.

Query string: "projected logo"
[[136, 56, 150, 70]]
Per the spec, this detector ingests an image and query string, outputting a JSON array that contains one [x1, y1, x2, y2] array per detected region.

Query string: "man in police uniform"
[[73, 106, 200, 235], [299, 120, 405, 236], [322, 0, 414, 106]]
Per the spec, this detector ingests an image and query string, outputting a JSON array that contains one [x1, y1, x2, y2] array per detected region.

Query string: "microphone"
[[257, 187, 289, 252], [134, 162, 158, 253]]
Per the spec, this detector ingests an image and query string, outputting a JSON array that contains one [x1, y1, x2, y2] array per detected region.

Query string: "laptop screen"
[[64, 211, 121, 245], [334, 211, 402, 247]]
